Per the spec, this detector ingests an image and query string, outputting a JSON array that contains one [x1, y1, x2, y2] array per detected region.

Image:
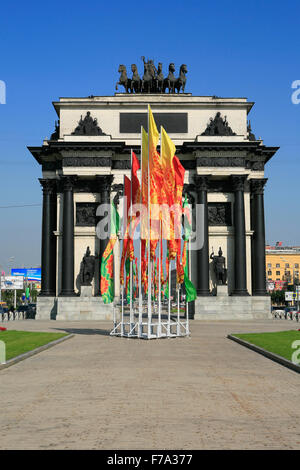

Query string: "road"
[[0, 319, 299, 449]]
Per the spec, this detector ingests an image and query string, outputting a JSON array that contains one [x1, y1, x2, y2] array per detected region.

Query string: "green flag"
[[125, 257, 130, 304], [164, 280, 169, 299], [183, 196, 197, 303], [184, 251, 197, 302], [100, 203, 120, 304]]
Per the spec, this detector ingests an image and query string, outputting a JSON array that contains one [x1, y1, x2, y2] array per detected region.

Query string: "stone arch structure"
[[28, 94, 278, 320]]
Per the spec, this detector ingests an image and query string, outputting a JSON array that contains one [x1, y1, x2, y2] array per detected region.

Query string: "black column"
[[231, 175, 249, 296], [251, 178, 268, 295], [39, 179, 57, 296], [96, 175, 114, 296], [60, 176, 77, 296], [194, 175, 210, 296]]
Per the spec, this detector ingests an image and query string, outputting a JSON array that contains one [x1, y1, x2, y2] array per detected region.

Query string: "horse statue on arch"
[[130, 64, 141, 93], [175, 64, 188, 93], [156, 63, 164, 93], [115, 60, 188, 94], [163, 63, 176, 93], [115, 65, 131, 93]]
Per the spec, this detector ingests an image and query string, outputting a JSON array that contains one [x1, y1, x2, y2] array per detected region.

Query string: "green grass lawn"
[[233, 330, 300, 362], [0, 330, 68, 361]]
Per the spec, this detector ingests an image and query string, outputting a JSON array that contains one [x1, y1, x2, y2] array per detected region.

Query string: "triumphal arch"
[[28, 59, 278, 320]]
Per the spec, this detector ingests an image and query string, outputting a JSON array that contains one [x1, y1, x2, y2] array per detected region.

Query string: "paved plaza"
[[0, 319, 299, 450]]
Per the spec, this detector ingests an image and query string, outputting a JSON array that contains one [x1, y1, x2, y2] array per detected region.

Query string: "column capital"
[[60, 176, 77, 192], [39, 178, 57, 195], [193, 175, 210, 192], [231, 175, 247, 192], [250, 178, 268, 195], [96, 174, 114, 192]]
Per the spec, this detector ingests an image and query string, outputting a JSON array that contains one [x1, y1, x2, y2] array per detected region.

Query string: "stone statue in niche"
[[210, 247, 227, 285], [80, 247, 95, 286]]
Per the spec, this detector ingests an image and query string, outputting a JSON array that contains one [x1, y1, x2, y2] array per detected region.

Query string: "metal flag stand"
[[110, 108, 190, 339]]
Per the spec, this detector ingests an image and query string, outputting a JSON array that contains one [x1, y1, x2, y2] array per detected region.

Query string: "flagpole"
[[168, 258, 171, 336], [177, 282, 180, 336], [129, 149, 134, 333], [121, 173, 125, 336], [162, 126, 171, 337], [113, 300, 116, 330], [158, 221, 162, 337], [147, 106, 152, 338], [121, 283, 124, 336], [139, 127, 143, 337], [158, 127, 162, 337], [186, 238, 190, 335], [187, 204, 192, 335]]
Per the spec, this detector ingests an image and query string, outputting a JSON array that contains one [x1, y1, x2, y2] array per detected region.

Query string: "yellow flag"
[[160, 126, 177, 241], [161, 126, 176, 171], [141, 126, 148, 203], [141, 127, 148, 239], [148, 105, 159, 162]]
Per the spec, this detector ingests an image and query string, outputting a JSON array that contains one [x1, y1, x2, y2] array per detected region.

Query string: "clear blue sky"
[[0, 0, 299, 273]]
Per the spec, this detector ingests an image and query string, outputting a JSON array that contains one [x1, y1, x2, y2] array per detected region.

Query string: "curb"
[[0, 334, 75, 370], [227, 334, 300, 374]]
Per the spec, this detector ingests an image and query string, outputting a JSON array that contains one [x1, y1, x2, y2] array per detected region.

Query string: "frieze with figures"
[[208, 203, 232, 226], [76, 203, 99, 226]]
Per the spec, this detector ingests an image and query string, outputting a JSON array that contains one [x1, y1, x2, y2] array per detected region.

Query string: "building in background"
[[266, 243, 300, 291]]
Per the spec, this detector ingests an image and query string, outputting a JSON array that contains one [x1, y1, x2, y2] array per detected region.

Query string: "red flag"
[[120, 152, 141, 285], [173, 156, 185, 204], [141, 239, 148, 293], [132, 151, 140, 205], [173, 156, 185, 278], [120, 175, 131, 285], [124, 175, 131, 217]]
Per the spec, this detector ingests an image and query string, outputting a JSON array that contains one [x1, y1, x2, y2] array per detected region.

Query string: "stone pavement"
[[0, 319, 299, 450]]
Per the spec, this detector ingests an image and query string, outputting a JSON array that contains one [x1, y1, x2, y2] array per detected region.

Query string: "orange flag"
[[148, 106, 163, 250], [148, 105, 163, 228]]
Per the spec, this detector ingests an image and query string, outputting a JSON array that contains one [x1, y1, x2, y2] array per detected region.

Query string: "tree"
[[271, 289, 285, 305]]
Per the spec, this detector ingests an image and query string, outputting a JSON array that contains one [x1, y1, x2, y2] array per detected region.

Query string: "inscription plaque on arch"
[[120, 112, 188, 134]]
